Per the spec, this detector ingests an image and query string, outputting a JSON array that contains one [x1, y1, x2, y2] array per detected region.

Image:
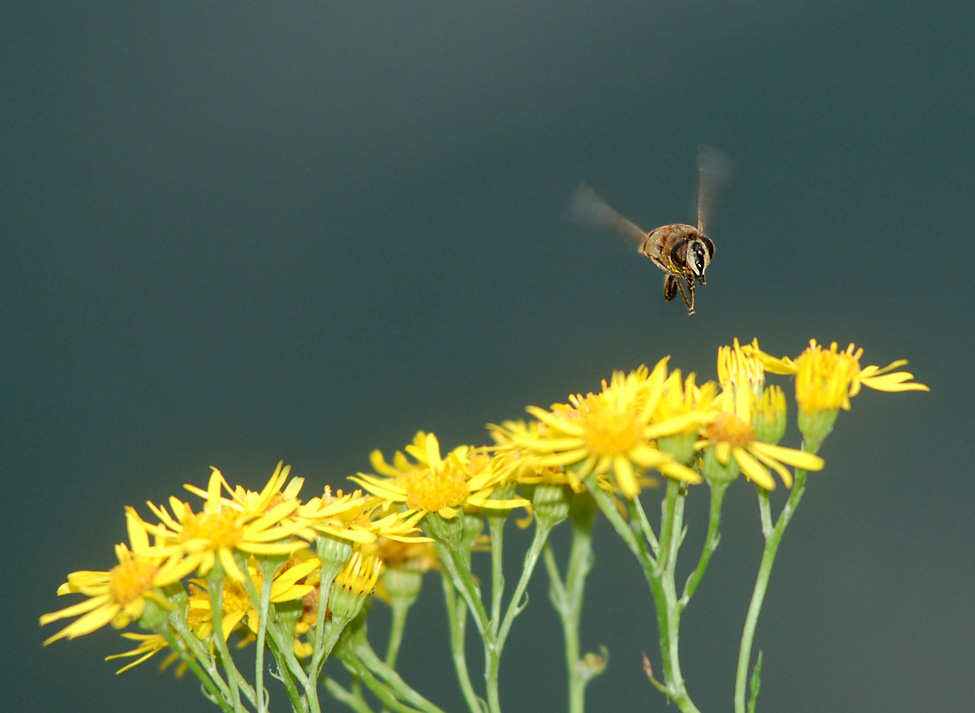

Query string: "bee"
[[569, 145, 732, 315]]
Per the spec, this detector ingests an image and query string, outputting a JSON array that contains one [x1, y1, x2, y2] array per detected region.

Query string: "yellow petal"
[[733, 448, 776, 490], [749, 447, 794, 488], [751, 442, 824, 472]]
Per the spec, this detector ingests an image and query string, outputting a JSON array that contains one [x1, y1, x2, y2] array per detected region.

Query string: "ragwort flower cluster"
[[41, 461, 428, 673]]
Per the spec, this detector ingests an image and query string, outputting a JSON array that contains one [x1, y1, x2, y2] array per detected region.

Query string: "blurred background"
[[3, 2, 972, 711]]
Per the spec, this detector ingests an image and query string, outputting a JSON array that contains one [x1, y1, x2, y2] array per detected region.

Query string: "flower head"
[[744, 339, 928, 447], [717, 338, 765, 396], [40, 511, 186, 645], [744, 339, 929, 413], [499, 360, 704, 498], [652, 369, 719, 465], [189, 554, 320, 643], [327, 551, 384, 621], [351, 432, 528, 519], [139, 466, 309, 583], [296, 486, 428, 546], [699, 386, 824, 490]]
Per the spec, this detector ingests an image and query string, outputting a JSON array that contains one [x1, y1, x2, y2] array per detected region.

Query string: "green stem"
[[337, 653, 428, 713], [496, 521, 551, 650], [159, 624, 234, 713], [734, 459, 813, 713], [543, 505, 596, 713], [649, 480, 700, 713], [385, 598, 410, 669], [481, 520, 554, 713], [436, 541, 492, 637], [582, 478, 654, 576], [583, 476, 700, 713], [322, 675, 373, 713], [205, 566, 247, 712], [344, 630, 450, 713], [487, 513, 506, 636], [264, 623, 309, 710], [441, 571, 482, 713], [260, 614, 311, 709], [629, 495, 660, 557], [241, 556, 285, 713], [680, 480, 729, 608], [306, 558, 348, 713]]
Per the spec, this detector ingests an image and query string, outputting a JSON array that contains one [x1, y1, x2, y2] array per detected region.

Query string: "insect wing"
[[696, 145, 734, 234], [568, 184, 647, 245]]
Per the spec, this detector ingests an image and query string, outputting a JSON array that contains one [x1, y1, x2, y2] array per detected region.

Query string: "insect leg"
[[675, 279, 695, 315], [664, 275, 679, 302]]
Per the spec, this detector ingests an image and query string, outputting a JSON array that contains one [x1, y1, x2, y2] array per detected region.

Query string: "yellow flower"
[[753, 385, 788, 445], [698, 387, 824, 490], [184, 460, 305, 516], [365, 536, 440, 573], [350, 432, 529, 519], [40, 511, 187, 645], [105, 633, 175, 674], [652, 369, 720, 465], [501, 360, 704, 498], [717, 338, 765, 396], [296, 487, 429, 546], [491, 419, 645, 500], [743, 339, 929, 413], [140, 467, 309, 583], [189, 554, 320, 643], [328, 551, 384, 621]]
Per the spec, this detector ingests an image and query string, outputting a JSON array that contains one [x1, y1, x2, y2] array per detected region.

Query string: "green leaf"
[[747, 650, 763, 713]]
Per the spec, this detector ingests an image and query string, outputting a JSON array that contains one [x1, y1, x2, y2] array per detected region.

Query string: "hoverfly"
[[569, 145, 733, 315]]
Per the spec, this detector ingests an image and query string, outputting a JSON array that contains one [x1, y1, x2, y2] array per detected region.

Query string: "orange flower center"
[[705, 411, 754, 447], [108, 558, 158, 605], [180, 509, 244, 549], [401, 464, 469, 513], [582, 399, 641, 457]]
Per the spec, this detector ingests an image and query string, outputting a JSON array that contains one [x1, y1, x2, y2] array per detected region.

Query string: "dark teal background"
[[4, 3, 972, 712]]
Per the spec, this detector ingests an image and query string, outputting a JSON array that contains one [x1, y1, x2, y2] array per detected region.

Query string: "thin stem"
[[306, 558, 348, 713], [263, 616, 312, 699], [680, 480, 729, 608], [263, 632, 307, 713], [158, 624, 234, 713], [583, 478, 654, 576], [344, 629, 450, 713], [436, 541, 491, 637], [476, 520, 554, 713], [629, 495, 660, 557], [496, 521, 552, 650], [385, 598, 410, 669], [243, 556, 285, 713], [734, 453, 815, 713], [544, 505, 596, 713], [205, 567, 247, 712], [487, 513, 506, 636], [337, 653, 428, 713], [584, 476, 700, 713], [322, 675, 373, 713], [441, 570, 482, 713], [651, 480, 700, 713]]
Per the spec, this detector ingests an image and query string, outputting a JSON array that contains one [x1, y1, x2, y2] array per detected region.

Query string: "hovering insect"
[[569, 146, 733, 315]]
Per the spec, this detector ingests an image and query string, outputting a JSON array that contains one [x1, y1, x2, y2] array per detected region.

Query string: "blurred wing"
[[696, 145, 735, 233], [568, 184, 647, 245]]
